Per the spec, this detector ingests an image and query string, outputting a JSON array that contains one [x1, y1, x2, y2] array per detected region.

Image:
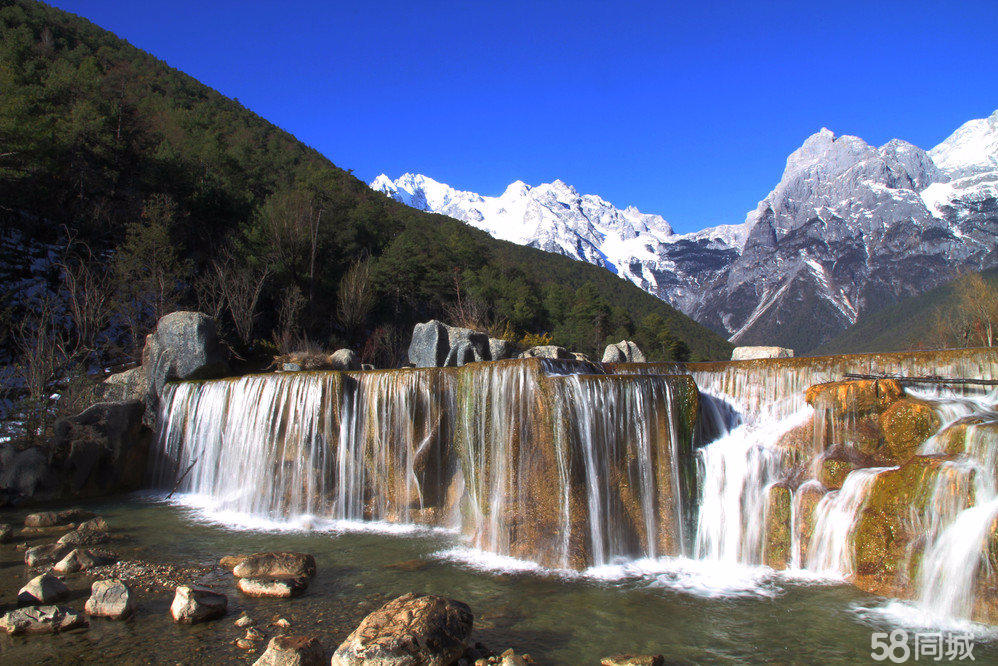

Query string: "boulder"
[[85, 579, 134, 619], [880, 398, 941, 462], [488, 338, 513, 361], [408, 320, 490, 368], [330, 593, 473, 666], [0, 445, 53, 502], [58, 527, 109, 547], [232, 552, 316, 580], [100, 366, 149, 402], [53, 548, 110, 574], [814, 445, 873, 490], [408, 320, 451, 368], [237, 577, 309, 598], [220, 554, 248, 570], [330, 349, 361, 371], [253, 635, 326, 666], [763, 482, 791, 569], [731, 346, 794, 360], [0, 605, 88, 635], [0, 522, 10, 543], [142, 311, 229, 410], [518, 345, 572, 360], [601, 340, 646, 364], [24, 508, 93, 527], [170, 586, 228, 624], [50, 400, 152, 496], [78, 516, 109, 532], [805, 379, 903, 416], [25, 543, 71, 567], [18, 572, 70, 604]]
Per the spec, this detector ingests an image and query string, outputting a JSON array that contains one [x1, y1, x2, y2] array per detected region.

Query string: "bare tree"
[[193, 267, 227, 322], [442, 269, 489, 331], [955, 271, 998, 347], [58, 247, 114, 364], [272, 285, 306, 355], [12, 300, 69, 443], [214, 253, 271, 347], [336, 256, 375, 339]]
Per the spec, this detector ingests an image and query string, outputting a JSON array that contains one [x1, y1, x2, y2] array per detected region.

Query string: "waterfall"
[[153, 358, 698, 569]]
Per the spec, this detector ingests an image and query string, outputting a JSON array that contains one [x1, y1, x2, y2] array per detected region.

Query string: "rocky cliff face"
[[373, 111, 998, 351]]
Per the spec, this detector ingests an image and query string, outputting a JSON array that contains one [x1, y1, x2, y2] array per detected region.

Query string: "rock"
[[101, 366, 149, 402], [731, 346, 794, 360], [488, 338, 513, 361], [246, 627, 266, 641], [236, 612, 254, 628], [795, 480, 827, 564], [330, 349, 361, 371], [78, 516, 109, 532], [408, 320, 491, 367], [18, 572, 71, 604], [0, 605, 88, 635], [499, 649, 528, 666], [170, 585, 228, 624], [50, 399, 152, 496], [518, 345, 572, 360], [0, 523, 11, 543], [142, 311, 229, 422], [274, 617, 291, 629], [254, 635, 326, 666], [601, 656, 665, 666], [880, 398, 941, 462], [237, 577, 309, 598], [763, 482, 791, 569], [330, 593, 473, 666], [0, 444, 52, 502], [361, 363, 375, 371], [601, 340, 646, 364], [53, 548, 108, 574], [58, 527, 109, 547], [237, 638, 256, 650], [408, 320, 451, 367], [220, 554, 248, 570], [815, 445, 871, 490], [232, 552, 316, 580], [85, 579, 134, 619], [805, 379, 903, 415], [25, 542, 71, 567], [24, 508, 93, 527]]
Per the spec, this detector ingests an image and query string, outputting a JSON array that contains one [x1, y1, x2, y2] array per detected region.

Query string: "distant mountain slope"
[[374, 113, 998, 353], [0, 0, 731, 362], [814, 267, 998, 355]]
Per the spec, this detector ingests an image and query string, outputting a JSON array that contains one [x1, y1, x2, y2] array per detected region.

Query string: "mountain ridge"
[[373, 111, 998, 352]]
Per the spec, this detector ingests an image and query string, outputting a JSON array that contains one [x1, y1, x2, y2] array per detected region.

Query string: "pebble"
[[236, 638, 255, 650], [235, 613, 254, 628], [273, 617, 290, 629]]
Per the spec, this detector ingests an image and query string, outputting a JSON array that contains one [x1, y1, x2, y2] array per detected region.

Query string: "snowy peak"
[[929, 109, 998, 176]]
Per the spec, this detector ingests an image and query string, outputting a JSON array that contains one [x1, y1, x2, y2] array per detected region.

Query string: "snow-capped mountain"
[[372, 110, 998, 351]]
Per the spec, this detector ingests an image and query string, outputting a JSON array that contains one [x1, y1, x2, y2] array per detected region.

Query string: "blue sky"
[[53, 0, 997, 233]]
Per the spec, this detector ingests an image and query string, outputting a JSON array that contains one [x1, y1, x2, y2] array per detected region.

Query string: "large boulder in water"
[[763, 482, 791, 569], [232, 552, 316, 579], [0, 605, 88, 635], [330, 593, 473, 666], [18, 573, 70, 604], [805, 379, 903, 416], [170, 585, 227, 624], [85, 579, 135, 619], [880, 398, 941, 462], [254, 635, 326, 666], [601, 340, 646, 364], [408, 320, 490, 367], [0, 445, 53, 504], [143, 311, 229, 400]]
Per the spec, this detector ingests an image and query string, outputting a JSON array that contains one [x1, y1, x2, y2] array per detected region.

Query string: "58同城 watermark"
[[871, 630, 975, 662]]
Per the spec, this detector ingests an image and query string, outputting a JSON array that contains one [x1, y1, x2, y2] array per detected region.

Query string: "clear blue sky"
[[52, 0, 998, 233]]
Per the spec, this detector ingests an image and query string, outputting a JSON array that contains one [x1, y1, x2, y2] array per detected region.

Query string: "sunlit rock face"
[[152, 358, 699, 569]]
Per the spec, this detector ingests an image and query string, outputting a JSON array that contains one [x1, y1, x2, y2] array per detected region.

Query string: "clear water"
[[4, 495, 998, 664]]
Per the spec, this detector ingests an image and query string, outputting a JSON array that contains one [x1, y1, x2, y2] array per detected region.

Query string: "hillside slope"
[[0, 0, 730, 362], [814, 268, 998, 355]]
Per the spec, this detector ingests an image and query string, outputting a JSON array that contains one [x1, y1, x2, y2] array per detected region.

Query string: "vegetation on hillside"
[[0, 1, 730, 440], [815, 269, 998, 355]]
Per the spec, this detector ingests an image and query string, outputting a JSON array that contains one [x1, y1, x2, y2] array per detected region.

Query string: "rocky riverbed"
[[2, 495, 997, 664]]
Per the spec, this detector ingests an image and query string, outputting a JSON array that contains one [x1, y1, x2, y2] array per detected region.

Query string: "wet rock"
[[274, 617, 291, 629], [25, 542, 71, 566], [170, 585, 227, 624], [237, 576, 309, 598], [763, 482, 791, 569], [0, 523, 11, 543], [795, 480, 827, 564], [236, 612, 254, 628], [220, 554, 248, 570], [246, 627, 266, 641], [385, 559, 430, 572], [499, 649, 529, 666], [815, 446, 867, 490], [24, 508, 93, 528], [232, 552, 316, 580], [58, 526, 109, 547], [18, 572, 71, 604], [17, 524, 75, 538], [0, 605, 88, 635], [237, 638, 256, 650], [880, 398, 941, 462], [488, 338, 513, 361], [53, 548, 110, 574], [805, 379, 903, 415], [330, 592, 473, 666], [601, 340, 646, 364], [601, 656, 665, 666], [254, 635, 326, 666], [85, 579, 134, 619], [78, 516, 109, 532]]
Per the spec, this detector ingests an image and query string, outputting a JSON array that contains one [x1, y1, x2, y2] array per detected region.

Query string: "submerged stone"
[[18, 573, 70, 605], [237, 576, 309, 598], [170, 585, 227, 624], [253, 635, 325, 666], [85, 579, 134, 619], [232, 552, 316, 580], [0, 605, 87, 635], [764, 482, 791, 569]]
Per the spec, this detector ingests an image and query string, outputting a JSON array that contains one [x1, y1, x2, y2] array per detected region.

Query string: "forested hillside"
[[814, 268, 998, 355], [0, 0, 731, 377]]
